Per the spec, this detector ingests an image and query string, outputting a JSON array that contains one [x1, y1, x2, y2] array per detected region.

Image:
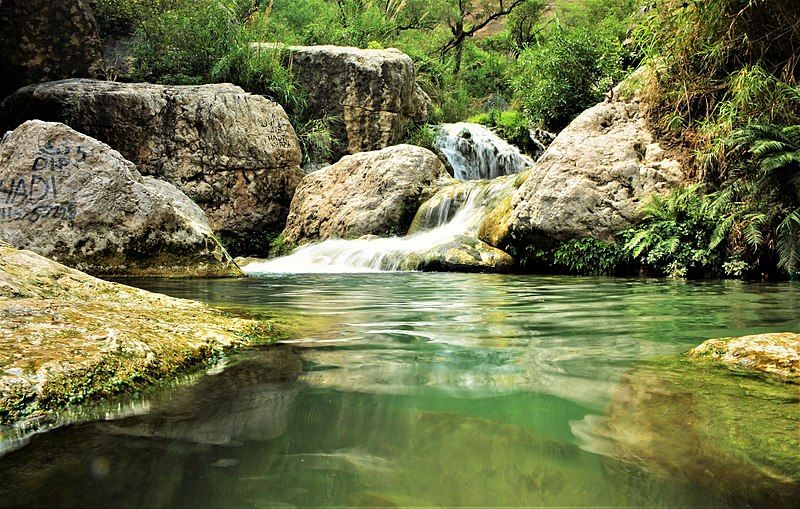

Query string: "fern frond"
[[776, 210, 800, 272]]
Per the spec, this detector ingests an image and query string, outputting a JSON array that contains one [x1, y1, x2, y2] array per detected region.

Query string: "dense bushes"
[[511, 25, 625, 131], [634, 0, 800, 178], [468, 110, 534, 152], [92, 0, 637, 130], [628, 0, 800, 279]]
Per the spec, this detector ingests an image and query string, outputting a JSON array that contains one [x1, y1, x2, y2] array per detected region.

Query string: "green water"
[[1, 274, 798, 507]]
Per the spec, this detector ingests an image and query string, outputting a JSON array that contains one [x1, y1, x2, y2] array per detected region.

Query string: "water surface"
[[1, 274, 798, 507]]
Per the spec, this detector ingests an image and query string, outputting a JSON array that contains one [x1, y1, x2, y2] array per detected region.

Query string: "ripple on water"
[[2, 274, 798, 507]]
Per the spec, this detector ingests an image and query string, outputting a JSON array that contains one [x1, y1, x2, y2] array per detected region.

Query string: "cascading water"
[[241, 125, 531, 275], [241, 176, 517, 275], [435, 123, 535, 180]]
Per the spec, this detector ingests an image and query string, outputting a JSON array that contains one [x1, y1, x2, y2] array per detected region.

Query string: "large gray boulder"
[[259, 44, 430, 160], [0, 120, 241, 277], [0, 0, 102, 100], [282, 145, 449, 247], [0, 79, 305, 256], [506, 98, 683, 246]]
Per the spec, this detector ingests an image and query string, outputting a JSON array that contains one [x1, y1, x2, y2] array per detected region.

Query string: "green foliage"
[[622, 126, 800, 280], [91, 0, 185, 35], [623, 186, 731, 279], [634, 0, 800, 179], [404, 124, 439, 151], [716, 124, 800, 275], [294, 117, 340, 164], [512, 24, 626, 130], [513, 236, 630, 276], [504, 0, 547, 52], [555, 0, 636, 36], [210, 38, 304, 112], [459, 44, 514, 100], [269, 233, 293, 258], [552, 238, 630, 276], [468, 110, 533, 152], [129, 0, 242, 85]]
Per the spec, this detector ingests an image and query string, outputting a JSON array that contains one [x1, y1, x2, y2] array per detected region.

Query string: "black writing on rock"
[[0, 142, 83, 223]]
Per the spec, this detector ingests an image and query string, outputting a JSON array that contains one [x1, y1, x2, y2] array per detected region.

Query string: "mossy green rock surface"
[[0, 245, 280, 431]]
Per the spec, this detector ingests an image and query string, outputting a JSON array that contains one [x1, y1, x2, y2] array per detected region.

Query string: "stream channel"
[[1, 274, 798, 507]]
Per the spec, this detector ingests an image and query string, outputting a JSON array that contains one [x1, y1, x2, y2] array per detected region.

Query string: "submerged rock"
[[0, 243, 281, 430], [504, 98, 683, 247], [576, 332, 800, 506], [0, 121, 240, 277], [0, 79, 304, 256], [282, 145, 449, 247], [258, 44, 430, 159], [0, 0, 102, 100]]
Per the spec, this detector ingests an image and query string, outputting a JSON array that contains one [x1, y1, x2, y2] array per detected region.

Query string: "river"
[[0, 273, 797, 507]]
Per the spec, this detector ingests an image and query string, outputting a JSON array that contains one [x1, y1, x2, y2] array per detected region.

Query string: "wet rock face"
[[0, 120, 241, 277], [282, 145, 449, 247], [0, 0, 102, 100], [1, 79, 305, 256], [412, 235, 515, 273], [507, 98, 683, 246], [264, 44, 430, 160]]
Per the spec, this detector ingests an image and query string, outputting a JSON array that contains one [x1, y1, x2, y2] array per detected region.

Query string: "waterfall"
[[435, 123, 535, 181], [241, 177, 517, 275]]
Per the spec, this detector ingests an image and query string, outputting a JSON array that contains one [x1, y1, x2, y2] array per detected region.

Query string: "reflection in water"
[[1, 274, 798, 507]]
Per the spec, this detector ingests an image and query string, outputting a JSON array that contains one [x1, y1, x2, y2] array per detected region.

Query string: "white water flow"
[[242, 177, 515, 274], [435, 123, 535, 180]]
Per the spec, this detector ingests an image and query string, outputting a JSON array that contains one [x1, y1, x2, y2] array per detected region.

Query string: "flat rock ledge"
[[0, 244, 282, 433], [689, 332, 800, 381]]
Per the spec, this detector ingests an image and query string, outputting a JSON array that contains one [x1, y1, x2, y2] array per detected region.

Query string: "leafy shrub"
[[210, 35, 304, 112], [468, 110, 532, 152], [459, 44, 514, 100], [624, 186, 729, 279], [711, 124, 800, 276], [404, 124, 439, 152], [91, 0, 185, 35], [634, 0, 800, 178], [512, 25, 626, 131], [552, 238, 630, 276], [294, 117, 339, 164], [130, 0, 241, 85]]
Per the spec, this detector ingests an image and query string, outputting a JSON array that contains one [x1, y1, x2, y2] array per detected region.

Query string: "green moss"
[[514, 171, 530, 189], [477, 195, 513, 248], [0, 247, 291, 430]]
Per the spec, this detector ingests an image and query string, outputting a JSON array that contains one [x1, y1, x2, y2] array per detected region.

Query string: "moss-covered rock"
[[689, 332, 799, 381], [477, 195, 514, 249], [0, 244, 285, 431], [578, 332, 800, 506], [408, 235, 515, 273]]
